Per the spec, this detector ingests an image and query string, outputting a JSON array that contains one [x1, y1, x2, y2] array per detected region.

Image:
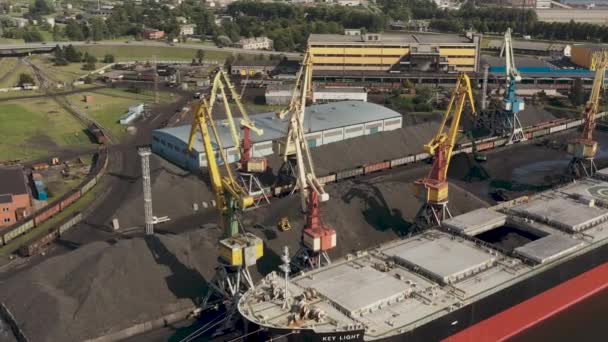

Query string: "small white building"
[[176, 16, 188, 24], [265, 84, 296, 105], [344, 28, 361, 36], [119, 103, 145, 125], [179, 24, 196, 36], [235, 37, 273, 50], [335, 0, 362, 6], [313, 87, 367, 104]]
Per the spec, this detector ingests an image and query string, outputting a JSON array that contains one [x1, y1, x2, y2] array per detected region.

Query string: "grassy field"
[[76, 45, 232, 62], [0, 100, 94, 162], [67, 87, 175, 138], [28, 55, 108, 84], [0, 58, 35, 88]]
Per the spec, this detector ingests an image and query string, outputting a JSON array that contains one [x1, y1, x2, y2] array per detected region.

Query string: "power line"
[[225, 328, 263, 342], [265, 331, 295, 341], [179, 310, 229, 342]]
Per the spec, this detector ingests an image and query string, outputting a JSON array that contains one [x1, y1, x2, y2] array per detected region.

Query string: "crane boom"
[[415, 73, 476, 226], [276, 50, 335, 269]]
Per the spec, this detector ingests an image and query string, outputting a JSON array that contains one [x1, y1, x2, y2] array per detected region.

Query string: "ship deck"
[[238, 175, 608, 341]]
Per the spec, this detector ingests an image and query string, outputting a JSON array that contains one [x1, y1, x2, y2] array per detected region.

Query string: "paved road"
[[0, 41, 303, 58]]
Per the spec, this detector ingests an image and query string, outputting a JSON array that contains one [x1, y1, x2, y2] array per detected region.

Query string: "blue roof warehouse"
[[151, 101, 403, 171]]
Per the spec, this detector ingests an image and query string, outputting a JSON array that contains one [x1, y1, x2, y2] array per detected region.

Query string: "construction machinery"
[[274, 51, 335, 269], [567, 50, 608, 177], [414, 73, 476, 227], [187, 71, 263, 306], [499, 28, 526, 145], [278, 217, 292, 232], [205, 68, 270, 205]]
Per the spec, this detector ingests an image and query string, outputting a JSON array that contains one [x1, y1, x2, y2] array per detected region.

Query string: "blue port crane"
[[500, 28, 526, 144]]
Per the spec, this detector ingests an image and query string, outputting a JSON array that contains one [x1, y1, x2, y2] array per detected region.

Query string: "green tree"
[[22, 29, 43, 42], [52, 25, 64, 41], [103, 54, 115, 63], [569, 78, 585, 106], [64, 44, 82, 63], [18, 73, 34, 87], [53, 45, 68, 65], [82, 54, 97, 70], [65, 19, 84, 41], [30, 0, 52, 15], [89, 17, 108, 41], [196, 49, 205, 64]]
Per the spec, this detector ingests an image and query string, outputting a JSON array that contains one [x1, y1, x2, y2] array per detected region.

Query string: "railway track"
[[23, 57, 117, 144]]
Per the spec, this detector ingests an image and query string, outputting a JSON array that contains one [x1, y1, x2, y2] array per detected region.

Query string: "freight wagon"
[[335, 167, 364, 181], [364, 161, 390, 174], [0, 149, 108, 248], [19, 229, 60, 257]]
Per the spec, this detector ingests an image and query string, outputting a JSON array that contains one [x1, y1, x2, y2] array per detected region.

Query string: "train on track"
[[1, 148, 108, 256]]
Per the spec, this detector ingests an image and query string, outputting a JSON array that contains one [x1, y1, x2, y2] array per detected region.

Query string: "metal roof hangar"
[[151, 101, 403, 171]]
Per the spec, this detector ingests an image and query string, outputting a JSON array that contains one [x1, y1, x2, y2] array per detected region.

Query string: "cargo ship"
[[238, 173, 608, 341]]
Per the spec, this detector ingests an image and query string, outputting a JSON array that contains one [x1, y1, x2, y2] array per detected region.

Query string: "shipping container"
[[317, 174, 337, 185], [364, 161, 390, 174], [81, 177, 97, 195], [415, 153, 431, 162], [335, 167, 364, 181], [60, 191, 81, 210], [525, 132, 533, 140], [19, 228, 60, 257], [460, 141, 473, 149], [533, 128, 550, 138], [59, 213, 83, 234], [549, 124, 567, 134], [34, 203, 61, 226], [2, 219, 34, 245], [35, 186, 48, 201]]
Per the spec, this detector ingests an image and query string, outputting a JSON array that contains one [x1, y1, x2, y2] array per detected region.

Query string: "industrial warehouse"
[[308, 31, 481, 73], [151, 101, 402, 170]]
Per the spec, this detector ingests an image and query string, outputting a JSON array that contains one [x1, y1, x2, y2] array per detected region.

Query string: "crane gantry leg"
[[415, 201, 452, 228], [568, 157, 597, 178], [504, 112, 527, 145]]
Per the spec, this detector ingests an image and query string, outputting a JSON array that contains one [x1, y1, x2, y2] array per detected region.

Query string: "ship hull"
[[241, 242, 608, 341]]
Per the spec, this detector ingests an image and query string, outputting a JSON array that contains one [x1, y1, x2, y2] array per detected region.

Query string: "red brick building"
[[142, 28, 165, 40], [0, 168, 32, 228]]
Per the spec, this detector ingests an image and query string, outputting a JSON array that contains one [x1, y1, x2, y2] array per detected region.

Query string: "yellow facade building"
[[308, 32, 481, 74], [570, 44, 606, 69]]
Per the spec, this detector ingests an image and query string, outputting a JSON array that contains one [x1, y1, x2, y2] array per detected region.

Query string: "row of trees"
[[53, 44, 114, 70]]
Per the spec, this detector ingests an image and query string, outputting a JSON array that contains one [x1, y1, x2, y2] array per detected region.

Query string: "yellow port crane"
[[567, 50, 608, 177], [204, 68, 270, 204], [275, 51, 335, 270], [414, 73, 476, 226], [187, 69, 263, 303]]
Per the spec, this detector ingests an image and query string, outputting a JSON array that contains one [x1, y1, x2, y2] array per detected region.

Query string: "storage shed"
[[151, 101, 403, 171]]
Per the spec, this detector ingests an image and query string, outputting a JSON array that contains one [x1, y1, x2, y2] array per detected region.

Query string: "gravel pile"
[[0, 230, 222, 342]]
